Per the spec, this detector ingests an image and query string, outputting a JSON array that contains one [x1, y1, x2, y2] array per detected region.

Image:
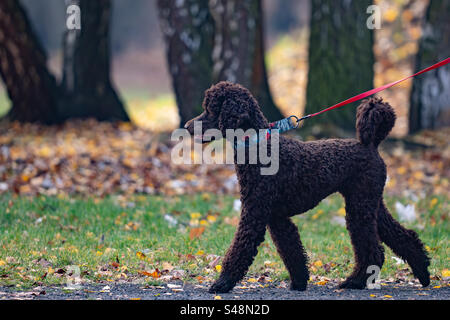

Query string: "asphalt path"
[[1, 281, 448, 300]]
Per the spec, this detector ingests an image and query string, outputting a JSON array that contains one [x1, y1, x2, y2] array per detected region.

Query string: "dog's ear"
[[237, 112, 251, 130]]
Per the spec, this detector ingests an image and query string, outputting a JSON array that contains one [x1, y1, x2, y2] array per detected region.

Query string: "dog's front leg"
[[209, 207, 267, 293]]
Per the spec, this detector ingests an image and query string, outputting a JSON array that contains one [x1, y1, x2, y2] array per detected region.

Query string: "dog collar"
[[234, 116, 299, 149]]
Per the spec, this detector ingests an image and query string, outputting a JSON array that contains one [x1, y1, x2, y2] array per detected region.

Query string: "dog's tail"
[[356, 97, 396, 148]]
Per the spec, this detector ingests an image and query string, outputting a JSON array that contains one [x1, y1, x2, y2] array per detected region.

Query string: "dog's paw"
[[338, 278, 366, 290], [412, 265, 430, 287], [418, 274, 430, 288], [290, 281, 307, 291], [208, 277, 235, 294]]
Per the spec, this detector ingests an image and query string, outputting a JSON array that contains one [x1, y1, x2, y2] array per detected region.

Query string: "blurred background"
[[1, 0, 448, 133], [0, 0, 448, 198]]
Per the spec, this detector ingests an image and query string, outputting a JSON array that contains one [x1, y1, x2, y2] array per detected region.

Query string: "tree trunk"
[[157, 0, 215, 127], [61, 0, 129, 121], [409, 0, 450, 133], [210, 0, 283, 121], [305, 0, 374, 131], [0, 0, 59, 124]]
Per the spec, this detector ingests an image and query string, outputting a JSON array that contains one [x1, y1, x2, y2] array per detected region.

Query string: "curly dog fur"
[[185, 81, 430, 293]]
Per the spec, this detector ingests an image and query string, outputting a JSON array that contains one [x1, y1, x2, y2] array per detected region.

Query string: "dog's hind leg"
[[268, 217, 309, 290], [340, 194, 385, 289], [377, 201, 430, 287], [209, 206, 267, 293]]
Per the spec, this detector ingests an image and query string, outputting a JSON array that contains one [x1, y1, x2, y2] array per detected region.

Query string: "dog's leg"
[[209, 207, 267, 293], [268, 217, 309, 291], [377, 201, 430, 287], [340, 195, 385, 289]]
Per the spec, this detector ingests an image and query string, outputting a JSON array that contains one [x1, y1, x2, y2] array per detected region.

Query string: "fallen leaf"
[[313, 260, 323, 267], [189, 226, 205, 240], [136, 251, 146, 260]]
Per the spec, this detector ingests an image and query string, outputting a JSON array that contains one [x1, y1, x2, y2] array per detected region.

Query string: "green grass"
[[0, 90, 10, 117], [0, 193, 448, 288]]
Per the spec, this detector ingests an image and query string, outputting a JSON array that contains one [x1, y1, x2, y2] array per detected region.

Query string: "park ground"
[[0, 120, 449, 300]]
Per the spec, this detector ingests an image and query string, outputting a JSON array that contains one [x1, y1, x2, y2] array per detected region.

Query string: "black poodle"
[[184, 81, 430, 293]]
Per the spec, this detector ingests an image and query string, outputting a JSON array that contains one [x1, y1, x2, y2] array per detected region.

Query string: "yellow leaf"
[[215, 265, 222, 272], [36, 146, 52, 157], [386, 178, 396, 188], [312, 209, 324, 220], [442, 269, 450, 278], [200, 219, 208, 226], [150, 269, 161, 278], [138, 269, 161, 278], [247, 278, 258, 283], [384, 8, 398, 22], [315, 280, 328, 285], [206, 215, 217, 223], [413, 171, 424, 180], [264, 260, 276, 267], [0, 259, 6, 266], [201, 193, 211, 201], [184, 173, 196, 181], [313, 260, 323, 267], [190, 212, 201, 219], [433, 285, 441, 289], [214, 295, 222, 300], [196, 250, 205, 255], [430, 198, 438, 209], [136, 251, 146, 260], [397, 167, 407, 175], [337, 208, 346, 217], [96, 251, 103, 256], [370, 294, 376, 297], [383, 295, 393, 298]]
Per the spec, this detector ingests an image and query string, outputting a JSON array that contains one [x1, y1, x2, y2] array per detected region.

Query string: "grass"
[[0, 193, 448, 288], [0, 90, 10, 117]]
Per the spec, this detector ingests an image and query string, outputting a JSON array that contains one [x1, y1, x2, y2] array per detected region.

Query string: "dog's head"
[[184, 82, 269, 142]]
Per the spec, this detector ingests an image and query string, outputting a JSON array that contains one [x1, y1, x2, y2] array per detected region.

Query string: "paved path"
[[1, 282, 449, 300]]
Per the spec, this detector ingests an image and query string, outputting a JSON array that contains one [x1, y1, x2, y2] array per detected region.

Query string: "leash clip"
[[288, 115, 301, 129]]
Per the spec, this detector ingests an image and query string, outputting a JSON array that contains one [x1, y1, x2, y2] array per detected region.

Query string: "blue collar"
[[234, 116, 299, 149]]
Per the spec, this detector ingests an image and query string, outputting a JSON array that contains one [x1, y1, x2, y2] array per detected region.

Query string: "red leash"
[[296, 57, 450, 123]]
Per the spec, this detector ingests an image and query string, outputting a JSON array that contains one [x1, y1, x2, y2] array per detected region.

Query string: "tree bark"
[[305, 0, 374, 131], [409, 0, 450, 133], [157, 0, 215, 127], [61, 0, 129, 121], [210, 0, 283, 121], [0, 0, 59, 124]]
